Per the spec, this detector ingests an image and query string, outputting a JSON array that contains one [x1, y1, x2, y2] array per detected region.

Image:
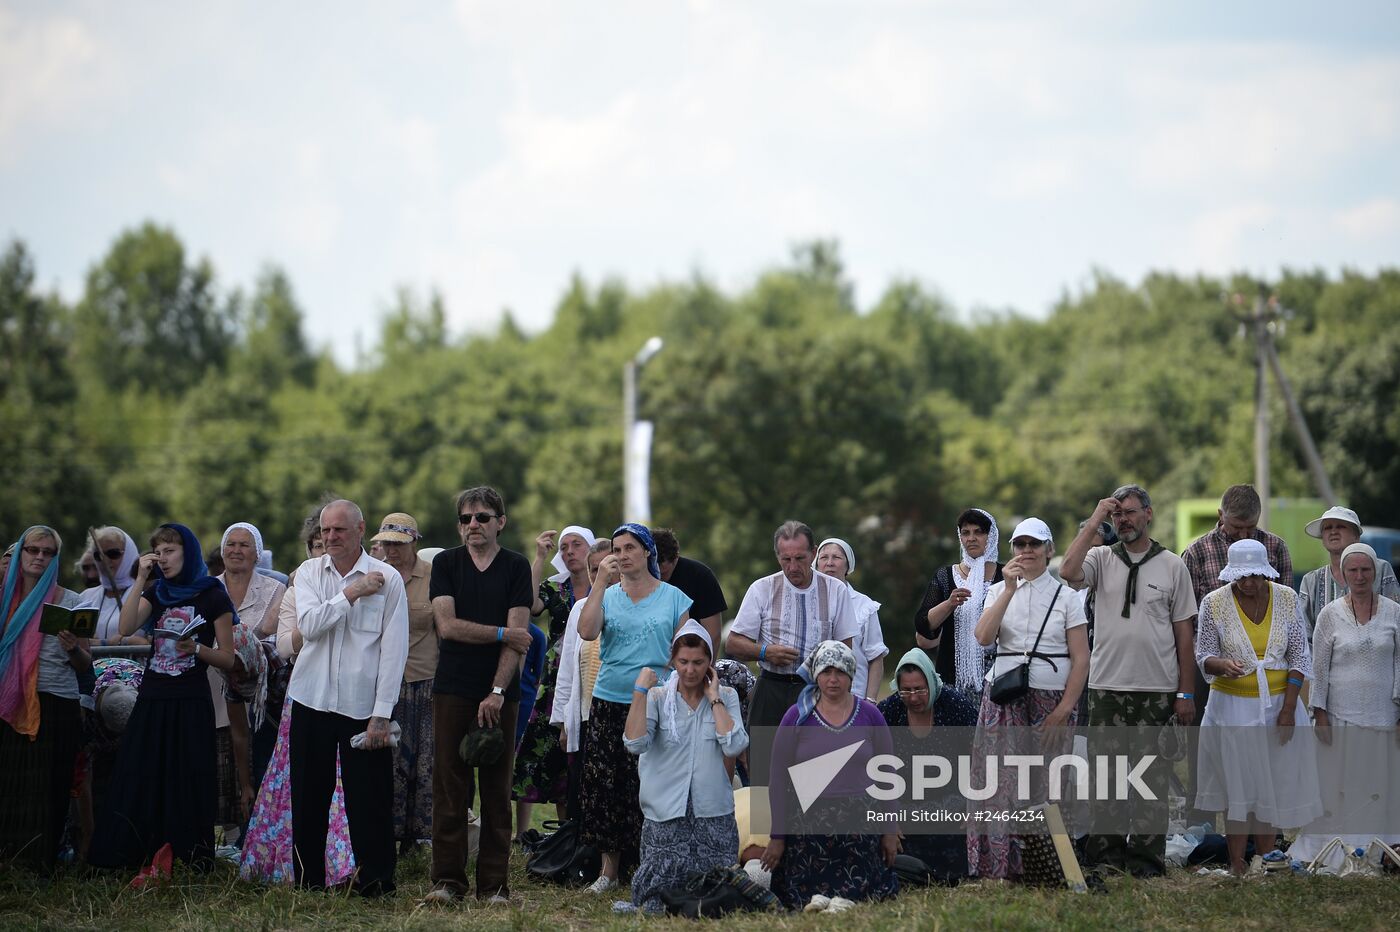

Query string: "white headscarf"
[[951, 509, 998, 692], [550, 525, 597, 580], [94, 528, 140, 592], [661, 619, 714, 740], [221, 522, 265, 562], [813, 538, 855, 575]]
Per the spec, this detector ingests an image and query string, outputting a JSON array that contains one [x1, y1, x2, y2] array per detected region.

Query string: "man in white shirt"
[[288, 499, 409, 896], [725, 520, 857, 731]]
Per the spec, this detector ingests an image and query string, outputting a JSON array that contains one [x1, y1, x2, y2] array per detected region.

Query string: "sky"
[[3, 0, 1398, 362]]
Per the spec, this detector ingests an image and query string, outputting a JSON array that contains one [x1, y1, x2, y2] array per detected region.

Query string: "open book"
[[39, 604, 99, 638], [153, 616, 208, 640]]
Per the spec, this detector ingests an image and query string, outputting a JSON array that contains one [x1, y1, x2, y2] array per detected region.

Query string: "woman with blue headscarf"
[[576, 523, 692, 895], [0, 525, 89, 873], [89, 524, 237, 870]]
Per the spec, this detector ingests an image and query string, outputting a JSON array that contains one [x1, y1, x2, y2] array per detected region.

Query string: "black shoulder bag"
[[988, 583, 1063, 706]]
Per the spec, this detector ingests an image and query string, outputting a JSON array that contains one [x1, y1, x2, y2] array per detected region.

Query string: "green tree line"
[[3, 223, 1396, 658]]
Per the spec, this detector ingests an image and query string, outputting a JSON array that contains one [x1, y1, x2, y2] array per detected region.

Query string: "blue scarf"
[[150, 523, 222, 607], [0, 527, 61, 679], [612, 523, 661, 579]]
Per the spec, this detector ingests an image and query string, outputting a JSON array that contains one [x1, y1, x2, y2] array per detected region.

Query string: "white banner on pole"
[[625, 420, 654, 524]]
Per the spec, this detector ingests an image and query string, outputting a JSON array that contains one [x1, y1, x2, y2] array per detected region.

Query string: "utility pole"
[[1233, 292, 1338, 530]]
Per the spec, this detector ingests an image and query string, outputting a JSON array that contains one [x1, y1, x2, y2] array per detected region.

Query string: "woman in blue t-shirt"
[[576, 523, 691, 895], [89, 523, 236, 871]]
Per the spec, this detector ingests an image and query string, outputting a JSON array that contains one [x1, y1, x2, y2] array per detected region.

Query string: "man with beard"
[[1060, 484, 1198, 879]]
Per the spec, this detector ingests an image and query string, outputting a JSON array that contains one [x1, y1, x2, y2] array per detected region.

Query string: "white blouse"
[[985, 574, 1085, 691]]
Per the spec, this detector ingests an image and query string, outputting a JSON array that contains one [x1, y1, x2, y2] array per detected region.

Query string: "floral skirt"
[[631, 806, 739, 910], [579, 698, 642, 856], [966, 686, 1076, 880], [771, 801, 898, 910], [391, 679, 434, 842], [240, 695, 354, 885], [512, 694, 568, 805]]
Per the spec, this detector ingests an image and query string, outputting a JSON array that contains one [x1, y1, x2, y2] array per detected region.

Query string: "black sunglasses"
[[458, 512, 500, 526], [102, 548, 125, 560]]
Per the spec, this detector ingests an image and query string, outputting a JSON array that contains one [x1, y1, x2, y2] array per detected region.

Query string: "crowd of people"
[[0, 480, 1397, 912]]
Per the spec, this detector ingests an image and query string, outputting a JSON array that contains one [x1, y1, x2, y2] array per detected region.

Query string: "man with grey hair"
[[288, 498, 409, 896], [725, 520, 858, 731], [1182, 483, 1293, 606], [1060, 485, 1198, 878]]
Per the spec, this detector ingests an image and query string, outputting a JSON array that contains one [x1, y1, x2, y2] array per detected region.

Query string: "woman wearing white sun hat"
[[1299, 505, 1400, 637], [1194, 539, 1320, 876]]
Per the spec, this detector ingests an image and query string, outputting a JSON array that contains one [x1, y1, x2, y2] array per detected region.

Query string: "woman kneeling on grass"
[[623, 620, 747, 913]]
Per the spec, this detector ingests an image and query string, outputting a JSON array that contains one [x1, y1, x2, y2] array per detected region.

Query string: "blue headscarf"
[[612, 523, 661, 579], [0, 527, 62, 681], [150, 523, 222, 607]]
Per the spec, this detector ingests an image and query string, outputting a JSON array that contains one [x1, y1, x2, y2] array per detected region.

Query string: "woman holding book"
[[0, 525, 90, 872], [88, 523, 236, 870]]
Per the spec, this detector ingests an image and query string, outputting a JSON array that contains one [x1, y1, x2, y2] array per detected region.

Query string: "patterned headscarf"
[[151, 524, 223, 608], [612, 523, 661, 579], [795, 639, 857, 724], [661, 619, 714, 740], [224, 622, 270, 731], [220, 522, 265, 562], [0, 526, 62, 737], [951, 509, 998, 692]]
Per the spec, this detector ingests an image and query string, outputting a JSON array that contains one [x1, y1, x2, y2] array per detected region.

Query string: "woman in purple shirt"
[[762, 640, 897, 910]]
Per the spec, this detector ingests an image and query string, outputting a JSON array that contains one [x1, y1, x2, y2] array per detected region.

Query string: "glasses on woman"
[[22, 546, 58, 558], [897, 687, 929, 697], [102, 548, 125, 560]]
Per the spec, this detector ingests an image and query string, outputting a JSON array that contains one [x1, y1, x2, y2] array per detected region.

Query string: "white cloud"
[[0, 8, 109, 156], [1334, 198, 1400, 239]]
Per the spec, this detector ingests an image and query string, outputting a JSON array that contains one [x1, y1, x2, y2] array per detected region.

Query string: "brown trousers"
[[431, 693, 518, 898]]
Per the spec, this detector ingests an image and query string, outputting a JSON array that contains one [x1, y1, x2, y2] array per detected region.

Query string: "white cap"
[[1009, 517, 1054, 544], [1305, 506, 1361, 539]]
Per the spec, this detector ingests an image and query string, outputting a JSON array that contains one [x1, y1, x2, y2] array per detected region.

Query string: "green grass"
[[3, 851, 1399, 931]]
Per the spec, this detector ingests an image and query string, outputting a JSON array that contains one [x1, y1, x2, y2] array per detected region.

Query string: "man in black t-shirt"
[[653, 527, 728, 649], [424, 486, 533, 905]]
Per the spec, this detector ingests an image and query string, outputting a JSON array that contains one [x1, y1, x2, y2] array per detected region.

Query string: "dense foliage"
[[4, 224, 1395, 657]]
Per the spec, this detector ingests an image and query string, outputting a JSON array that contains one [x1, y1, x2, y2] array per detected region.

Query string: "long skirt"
[[512, 707, 568, 805], [966, 686, 1077, 880], [0, 693, 82, 871], [88, 692, 216, 869], [391, 679, 434, 842], [1289, 713, 1400, 869], [240, 694, 354, 885], [1195, 690, 1321, 828], [771, 801, 898, 910], [579, 698, 643, 857], [631, 805, 739, 910], [215, 725, 240, 826]]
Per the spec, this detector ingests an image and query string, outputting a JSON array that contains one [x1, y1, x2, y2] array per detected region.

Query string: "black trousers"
[[289, 702, 396, 895]]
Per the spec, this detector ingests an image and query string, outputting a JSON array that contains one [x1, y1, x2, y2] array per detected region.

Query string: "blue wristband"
[[1287, 677, 1303, 688], [1175, 692, 1193, 700], [496, 627, 504, 642], [759, 644, 767, 662], [634, 684, 649, 696]]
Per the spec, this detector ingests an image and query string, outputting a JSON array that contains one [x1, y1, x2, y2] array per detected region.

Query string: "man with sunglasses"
[[425, 486, 533, 906], [1060, 484, 1198, 879]]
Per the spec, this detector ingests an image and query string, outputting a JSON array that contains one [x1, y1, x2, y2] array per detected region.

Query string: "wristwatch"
[[491, 686, 505, 697]]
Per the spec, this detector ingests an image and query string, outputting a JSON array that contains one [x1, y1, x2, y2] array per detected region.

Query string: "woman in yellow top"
[[1194, 539, 1320, 876]]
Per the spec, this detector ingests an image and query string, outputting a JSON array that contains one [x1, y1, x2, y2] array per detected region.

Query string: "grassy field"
[[4, 849, 1399, 931]]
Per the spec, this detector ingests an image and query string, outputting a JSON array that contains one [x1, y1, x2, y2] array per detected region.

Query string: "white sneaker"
[[485, 894, 511, 906], [827, 896, 856, 912], [587, 875, 618, 894], [803, 894, 831, 912]]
